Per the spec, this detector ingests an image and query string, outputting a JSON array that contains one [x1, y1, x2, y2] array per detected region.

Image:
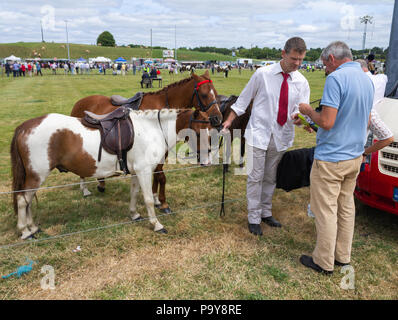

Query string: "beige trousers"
[[310, 156, 362, 271]]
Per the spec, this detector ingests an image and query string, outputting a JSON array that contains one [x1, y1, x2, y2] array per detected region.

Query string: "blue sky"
[[0, 0, 394, 50]]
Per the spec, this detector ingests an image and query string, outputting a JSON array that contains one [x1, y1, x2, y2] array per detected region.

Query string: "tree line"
[[97, 31, 388, 62], [189, 46, 388, 61]]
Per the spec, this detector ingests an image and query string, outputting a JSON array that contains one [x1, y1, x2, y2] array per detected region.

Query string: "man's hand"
[[292, 113, 302, 126], [292, 113, 314, 133], [299, 103, 313, 116], [222, 120, 232, 133]]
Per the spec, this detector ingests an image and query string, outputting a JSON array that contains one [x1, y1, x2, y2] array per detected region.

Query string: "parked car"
[[355, 97, 398, 215]]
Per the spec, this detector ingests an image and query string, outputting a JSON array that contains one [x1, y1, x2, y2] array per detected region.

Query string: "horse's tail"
[[10, 125, 26, 215]]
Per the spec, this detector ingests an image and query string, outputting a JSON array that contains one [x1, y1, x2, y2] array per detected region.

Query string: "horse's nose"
[[209, 114, 223, 130]]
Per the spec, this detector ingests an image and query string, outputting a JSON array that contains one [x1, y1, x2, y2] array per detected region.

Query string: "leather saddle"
[[110, 92, 144, 110], [82, 106, 134, 174]]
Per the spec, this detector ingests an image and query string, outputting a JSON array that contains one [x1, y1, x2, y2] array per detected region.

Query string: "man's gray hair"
[[355, 59, 368, 69], [321, 41, 353, 61]]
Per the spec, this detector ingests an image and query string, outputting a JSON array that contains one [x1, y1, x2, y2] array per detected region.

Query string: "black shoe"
[[299, 255, 333, 275], [261, 216, 282, 228], [248, 223, 263, 236], [335, 260, 350, 267]]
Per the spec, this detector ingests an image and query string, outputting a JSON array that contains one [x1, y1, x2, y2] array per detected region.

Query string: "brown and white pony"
[[70, 70, 222, 213], [10, 109, 212, 240]]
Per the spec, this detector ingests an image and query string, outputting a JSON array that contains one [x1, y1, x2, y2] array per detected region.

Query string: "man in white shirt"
[[223, 37, 310, 236], [355, 59, 388, 106], [355, 59, 393, 157]]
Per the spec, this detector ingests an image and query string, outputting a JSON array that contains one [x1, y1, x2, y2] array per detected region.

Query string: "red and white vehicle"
[[355, 98, 398, 215]]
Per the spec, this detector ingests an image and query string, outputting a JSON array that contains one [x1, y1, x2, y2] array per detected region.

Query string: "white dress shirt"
[[231, 62, 310, 152], [367, 71, 388, 107]]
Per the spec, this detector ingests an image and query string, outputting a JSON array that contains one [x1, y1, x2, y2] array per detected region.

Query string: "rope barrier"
[[0, 162, 230, 195], [0, 196, 246, 250]]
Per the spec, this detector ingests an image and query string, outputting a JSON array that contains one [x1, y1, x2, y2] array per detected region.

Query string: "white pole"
[[65, 20, 70, 61]]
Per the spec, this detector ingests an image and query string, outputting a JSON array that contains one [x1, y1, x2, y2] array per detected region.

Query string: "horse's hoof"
[[160, 207, 172, 214], [97, 186, 105, 193], [131, 215, 143, 222], [239, 163, 244, 168], [156, 228, 168, 234], [155, 204, 161, 209], [26, 234, 37, 240], [31, 227, 41, 235]]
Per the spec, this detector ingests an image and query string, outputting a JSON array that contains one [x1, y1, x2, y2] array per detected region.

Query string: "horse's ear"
[[192, 73, 200, 81], [203, 69, 210, 79]]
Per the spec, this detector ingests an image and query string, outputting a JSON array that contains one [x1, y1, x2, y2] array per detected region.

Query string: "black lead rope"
[[219, 135, 227, 217]]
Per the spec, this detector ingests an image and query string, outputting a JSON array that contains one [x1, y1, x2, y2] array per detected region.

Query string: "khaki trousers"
[[247, 136, 285, 224], [310, 156, 362, 271]]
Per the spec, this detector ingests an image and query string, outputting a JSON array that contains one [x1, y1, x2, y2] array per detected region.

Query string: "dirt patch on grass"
[[17, 230, 259, 299]]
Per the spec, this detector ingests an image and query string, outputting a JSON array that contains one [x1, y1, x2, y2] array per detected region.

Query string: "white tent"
[[92, 56, 111, 63], [5, 55, 21, 62]]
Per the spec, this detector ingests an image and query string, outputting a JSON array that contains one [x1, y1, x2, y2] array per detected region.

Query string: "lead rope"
[[219, 135, 227, 217], [157, 110, 169, 149]]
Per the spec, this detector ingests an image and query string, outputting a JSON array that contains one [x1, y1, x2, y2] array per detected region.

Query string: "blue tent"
[[114, 57, 127, 63], [77, 57, 87, 62]]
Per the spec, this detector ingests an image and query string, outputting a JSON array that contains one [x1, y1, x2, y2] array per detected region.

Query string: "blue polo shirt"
[[315, 61, 374, 162]]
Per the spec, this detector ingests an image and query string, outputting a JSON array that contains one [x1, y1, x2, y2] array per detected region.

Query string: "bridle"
[[190, 79, 221, 128]]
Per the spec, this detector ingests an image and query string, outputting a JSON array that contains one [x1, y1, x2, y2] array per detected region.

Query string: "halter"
[[190, 79, 218, 113], [188, 110, 211, 133], [190, 79, 221, 129]]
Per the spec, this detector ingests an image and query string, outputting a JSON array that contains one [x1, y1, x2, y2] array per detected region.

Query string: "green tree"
[[97, 31, 116, 47]]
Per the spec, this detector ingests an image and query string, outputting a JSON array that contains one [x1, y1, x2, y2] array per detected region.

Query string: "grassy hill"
[[0, 42, 236, 62]]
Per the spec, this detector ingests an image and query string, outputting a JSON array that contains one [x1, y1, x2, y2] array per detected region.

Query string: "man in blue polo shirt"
[[297, 41, 374, 274]]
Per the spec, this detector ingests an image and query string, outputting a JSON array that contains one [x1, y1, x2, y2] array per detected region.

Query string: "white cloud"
[[297, 24, 318, 33], [0, 0, 394, 50]]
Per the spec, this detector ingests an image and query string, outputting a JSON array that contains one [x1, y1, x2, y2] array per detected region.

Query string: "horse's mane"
[[130, 109, 178, 120], [144, 76, 194, 96]]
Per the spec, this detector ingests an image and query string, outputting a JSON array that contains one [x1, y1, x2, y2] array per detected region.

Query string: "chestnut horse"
[[70, 70, 222, 213], [10, 109, 212, 240]]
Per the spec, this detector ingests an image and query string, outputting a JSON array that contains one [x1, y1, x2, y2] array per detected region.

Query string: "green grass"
[[0, 42, 236, 61], [0, 68, 397, 300]]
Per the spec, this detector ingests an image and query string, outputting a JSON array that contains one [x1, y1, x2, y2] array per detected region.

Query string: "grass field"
[[0, 68, 397, 300], [0, 42, 236, 62]]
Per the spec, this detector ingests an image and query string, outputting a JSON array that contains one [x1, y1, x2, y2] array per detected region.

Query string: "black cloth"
[[276, 147, 315, 192]]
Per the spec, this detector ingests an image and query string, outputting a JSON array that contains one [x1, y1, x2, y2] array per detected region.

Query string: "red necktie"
[[277, 72, 289, 126]]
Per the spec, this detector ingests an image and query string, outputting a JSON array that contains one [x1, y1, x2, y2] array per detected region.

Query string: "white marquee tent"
[[91, 56, 112, 63], [5, 55, 21, 62]]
